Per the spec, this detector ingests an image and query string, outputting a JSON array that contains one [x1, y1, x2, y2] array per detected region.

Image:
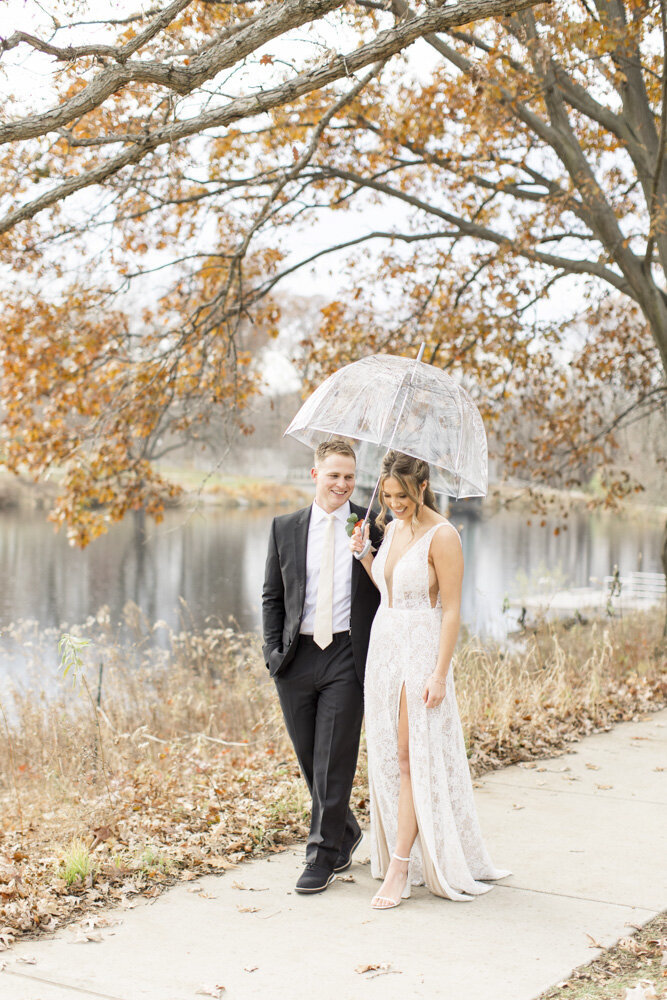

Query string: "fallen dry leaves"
[[355, 962, 401, 978], [0, 608, 665, 952], [0, 742, 307, 949], [539, 912, 667, 1000]]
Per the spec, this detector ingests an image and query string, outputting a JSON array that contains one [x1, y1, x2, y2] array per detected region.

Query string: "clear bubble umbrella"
[[284, 344, 488, 556]]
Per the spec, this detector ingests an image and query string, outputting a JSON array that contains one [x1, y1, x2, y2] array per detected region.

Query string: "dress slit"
[[364, 519, 511, 901], [394, 679, 404, 730], [403, 678, 475, 901], [368, 768, 391, 875]]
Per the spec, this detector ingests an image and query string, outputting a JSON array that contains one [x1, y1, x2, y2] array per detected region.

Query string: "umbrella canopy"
[[285, 353, 487, 498]]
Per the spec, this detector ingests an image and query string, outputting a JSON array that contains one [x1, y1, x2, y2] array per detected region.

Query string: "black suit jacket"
[[262, 501, 382, 684]]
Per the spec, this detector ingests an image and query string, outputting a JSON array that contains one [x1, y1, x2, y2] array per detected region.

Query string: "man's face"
[[311, 453, 356, 513]]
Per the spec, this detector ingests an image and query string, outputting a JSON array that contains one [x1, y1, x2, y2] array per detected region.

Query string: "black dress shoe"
[[333, 829, 363, 873], [295, 862, 336, 894]]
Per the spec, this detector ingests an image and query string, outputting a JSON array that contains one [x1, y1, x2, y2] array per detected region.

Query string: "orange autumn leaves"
[[0, 292, 257, 545], [265, 2, 666, 501], [0, 0, 665, 542]]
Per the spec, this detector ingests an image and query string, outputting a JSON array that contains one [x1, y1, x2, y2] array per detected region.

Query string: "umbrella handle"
[[352, 515, 373, 560], [353, 537, 372, 561]]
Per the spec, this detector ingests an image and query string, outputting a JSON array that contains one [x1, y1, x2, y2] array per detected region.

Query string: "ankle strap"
[[393, 853, 411, 862]]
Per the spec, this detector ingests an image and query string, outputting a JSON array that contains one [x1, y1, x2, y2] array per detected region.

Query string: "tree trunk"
[[638, 281, 667, 380], [662, 518, 667, 639]]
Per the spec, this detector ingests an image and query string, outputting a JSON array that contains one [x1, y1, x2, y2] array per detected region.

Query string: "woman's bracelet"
[[430, 675, 447, 687]]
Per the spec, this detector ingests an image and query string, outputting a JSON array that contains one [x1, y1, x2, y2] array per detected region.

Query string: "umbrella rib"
[[383, 343, 425, 453], [452, 386, 465, 499], [361, 344, 426, 533]]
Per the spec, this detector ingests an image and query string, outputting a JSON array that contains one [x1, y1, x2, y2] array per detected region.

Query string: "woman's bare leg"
[[372, 686, 417, 907]]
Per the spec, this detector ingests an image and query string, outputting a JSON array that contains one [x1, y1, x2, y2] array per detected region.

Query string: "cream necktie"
[[313, 514, 335, 650]]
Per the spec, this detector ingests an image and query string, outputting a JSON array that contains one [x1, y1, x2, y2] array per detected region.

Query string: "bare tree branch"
[[0, 0, 546, 236], [1, 0, 194, 64], [310, 165, 633, 293]]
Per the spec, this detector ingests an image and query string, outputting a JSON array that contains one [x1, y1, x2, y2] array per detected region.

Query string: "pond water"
[[0, 500, 663, 669]]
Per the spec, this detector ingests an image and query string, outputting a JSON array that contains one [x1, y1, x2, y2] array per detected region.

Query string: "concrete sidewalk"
[[1, 711, 665, 1000]]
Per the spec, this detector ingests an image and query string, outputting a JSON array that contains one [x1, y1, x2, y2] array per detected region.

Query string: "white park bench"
[[603, 571, 666, 601]]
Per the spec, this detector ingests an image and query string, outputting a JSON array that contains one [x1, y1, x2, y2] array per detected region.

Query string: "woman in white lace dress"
[[351, 451, 509, 908]]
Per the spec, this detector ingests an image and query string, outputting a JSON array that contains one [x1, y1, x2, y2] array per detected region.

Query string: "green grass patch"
[[58, 839, 94, 886]]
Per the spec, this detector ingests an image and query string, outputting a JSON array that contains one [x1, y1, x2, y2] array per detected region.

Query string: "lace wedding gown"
[[364, 520, 510, 900]]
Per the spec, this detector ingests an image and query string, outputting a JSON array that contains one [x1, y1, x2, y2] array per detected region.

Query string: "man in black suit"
[[262, 439, 381, 893]]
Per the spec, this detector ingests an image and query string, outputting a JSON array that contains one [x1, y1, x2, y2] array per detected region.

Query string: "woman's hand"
[[349, 520, 370, 555], [350, 519, 377, 584], [423, 672, 447, 708]]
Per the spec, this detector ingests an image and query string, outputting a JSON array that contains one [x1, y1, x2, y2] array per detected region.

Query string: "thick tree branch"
[[594, 0, 659, 167], [0, 0, 347, 144], [0, 0, 546, 236], [519, 11, 651, 308], [0, 0, 544, 148]]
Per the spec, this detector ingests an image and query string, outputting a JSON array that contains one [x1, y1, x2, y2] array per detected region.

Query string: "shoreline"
[[0, 469, 313, 513], [0, 469, 665, 520], [467, 480, 667, 524]]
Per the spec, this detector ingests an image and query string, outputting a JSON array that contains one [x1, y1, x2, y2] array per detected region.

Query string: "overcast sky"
[[0, 0, 588, 389]]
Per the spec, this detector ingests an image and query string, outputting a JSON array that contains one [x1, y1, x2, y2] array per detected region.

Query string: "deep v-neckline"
[[383, 520, 437, 608]]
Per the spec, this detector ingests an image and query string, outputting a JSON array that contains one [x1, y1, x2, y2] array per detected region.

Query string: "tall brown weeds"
[[457, 611, 666, 772], [0, 604, 664, 945]]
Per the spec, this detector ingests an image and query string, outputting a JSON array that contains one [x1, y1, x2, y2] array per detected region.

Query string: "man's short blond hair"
[[314, 438, 356, 466]]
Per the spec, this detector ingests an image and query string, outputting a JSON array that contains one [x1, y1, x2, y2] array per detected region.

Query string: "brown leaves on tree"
[[0, 288, 259, 544], [0, 1, 664, 538]]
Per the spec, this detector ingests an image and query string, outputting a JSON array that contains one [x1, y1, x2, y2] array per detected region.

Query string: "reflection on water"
[[0, 501, 663, 660], [0, 506, 272, 636], [457, 506, 663, 635]]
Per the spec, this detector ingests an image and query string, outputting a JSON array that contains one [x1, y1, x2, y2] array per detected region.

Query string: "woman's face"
[[382, 476, 422, 522]]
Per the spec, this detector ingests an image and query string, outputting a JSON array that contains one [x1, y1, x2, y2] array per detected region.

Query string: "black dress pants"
[[274, 632, 363, 870]]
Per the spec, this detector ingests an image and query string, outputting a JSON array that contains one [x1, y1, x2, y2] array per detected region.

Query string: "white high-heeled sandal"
[[371, 854, 411, 910]]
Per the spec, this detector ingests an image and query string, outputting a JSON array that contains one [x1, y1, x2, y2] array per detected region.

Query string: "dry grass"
[[0, 604, 665, 948], [0, 606, 304, 945], [457, 610, 666, 773], [537, 910, 667, 1000]]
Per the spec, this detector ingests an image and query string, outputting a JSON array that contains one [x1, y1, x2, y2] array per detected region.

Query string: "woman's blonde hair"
[[377, 451, 438, 533]]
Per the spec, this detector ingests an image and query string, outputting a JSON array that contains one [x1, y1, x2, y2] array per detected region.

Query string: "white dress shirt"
[[300, 500, 353, 636]]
